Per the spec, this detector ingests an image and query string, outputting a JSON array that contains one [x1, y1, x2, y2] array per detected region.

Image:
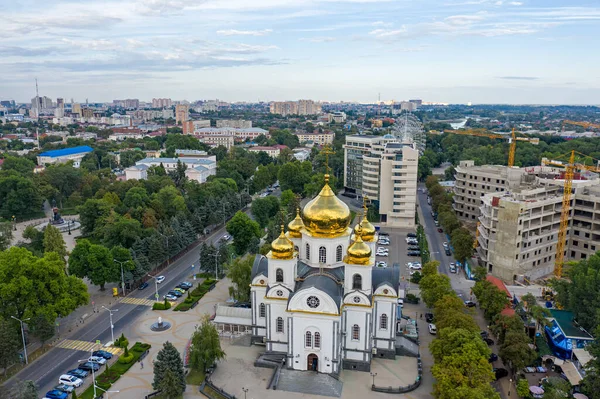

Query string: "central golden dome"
[[302, 175, 351, 238], [345, 226, 371, 265], [287, 208, 304, 238], [271, 226, 294, 260]]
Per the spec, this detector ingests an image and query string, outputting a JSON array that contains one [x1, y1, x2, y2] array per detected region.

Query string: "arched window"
[[352, 274, 362, 290], [276, 268, 284, 283], [336, 245, 343, 262], [314, 332, 321, 348], [305, 331, 312, 348], [352, 325, 360, 340], [294, 245, 299, 252], [380, 314, 388, 330], [319, 246, 327, 264], [306, 243, 310, 260], [259, 303, 266, 318], [276, 317, 284, 333]]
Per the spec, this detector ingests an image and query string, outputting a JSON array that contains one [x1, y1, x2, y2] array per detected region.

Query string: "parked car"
[[155, 275, 165, 284], [53, 384, 74, 393], [445, 249, 452, 256], [376, 261, 387, 268], [484, 338, 495, 346], [138, 282, 149, 290], [45, 390, 68, 399], [449, 263, 456, 273], [407, 251, 421, 257], [66, 369, 88, 379], [434, 220, 439, 226], [173, 287, 186, 295], [464, 300, 476, 308], [437, 228, 443, 233], [164, 294, 178, 301], [78, 362, 100, 372], [428, 324, 437, 335], [489, 353, 498, 362], [233, 302, 251, 308], [92, 350, 113, 359], [178, 282, 193, 290], [397, 298, 404, 308], [168, 290, 183, 297], [376, 252, 388, 257], [494, 368, 509, 380], [480, 331, 489, 339], [378, 241, 389, 246], [407, 233, 417, 238], [425, 313, 434, 323], [443, 242, 448, 248], [222, 234, 231, 241], [408, 263, 422, 270], [407, 245, 420, 251], [58, 374, 83, 387], [88, 356, 107, 365]]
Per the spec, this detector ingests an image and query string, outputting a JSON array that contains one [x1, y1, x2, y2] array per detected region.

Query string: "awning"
[[213, 315, 252, 326], [573, 348, 593, 367], [212, 305, 252, 326], [561, 361, 583, 386]]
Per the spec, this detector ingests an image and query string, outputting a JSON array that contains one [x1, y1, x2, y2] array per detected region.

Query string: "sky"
[[1, 0, 600, 104]]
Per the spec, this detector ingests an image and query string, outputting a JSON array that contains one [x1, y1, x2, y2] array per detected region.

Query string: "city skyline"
[[2, 0, 599, 104]]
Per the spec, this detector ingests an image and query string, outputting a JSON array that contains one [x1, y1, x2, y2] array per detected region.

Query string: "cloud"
[[498, 76, 539, 80], [509, 1, 523, 5], [216, 29, 273, 36], [369, 27, 408, 38], [0, 46, 62, 57], [372, 21, 392, 27], [299, 36, 336, 42], [61, 38, 122, 51], [445, 14, 487, 26]]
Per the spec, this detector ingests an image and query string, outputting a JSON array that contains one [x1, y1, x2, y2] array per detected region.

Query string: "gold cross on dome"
[[322, 145, 335, 175]]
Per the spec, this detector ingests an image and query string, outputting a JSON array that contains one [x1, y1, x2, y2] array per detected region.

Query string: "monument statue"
[[50, 207, 65, 225]]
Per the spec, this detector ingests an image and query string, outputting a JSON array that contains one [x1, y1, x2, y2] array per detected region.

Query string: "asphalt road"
[[4, 215, 237, 395]]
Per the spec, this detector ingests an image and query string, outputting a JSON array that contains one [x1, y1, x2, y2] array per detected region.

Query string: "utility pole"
[[11, 316, 30, 364], [35, 78, 40, 150]]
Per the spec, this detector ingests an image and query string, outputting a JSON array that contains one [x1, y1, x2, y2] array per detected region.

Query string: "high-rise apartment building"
[[270, 100, 321, 116], [343, 135, 419, 228], [176, 104, 190, 124], [72, 103, 82, 117], [216, 119, 252, 129], [123, 99, 140, 109], [31, 96, 53, 110], [152, 98, 172, 108]]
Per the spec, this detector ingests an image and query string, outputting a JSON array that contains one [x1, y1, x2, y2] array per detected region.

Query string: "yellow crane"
[[541, 151, 600, 277], [443, 128, 539, 167], [563, 120, 600, 130]]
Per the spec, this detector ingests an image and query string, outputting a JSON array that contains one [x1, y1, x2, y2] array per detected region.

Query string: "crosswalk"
[[120, 297, 156, 306], [55, 339, 124, 355]]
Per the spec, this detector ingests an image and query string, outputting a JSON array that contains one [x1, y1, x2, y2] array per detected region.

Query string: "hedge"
[[174, 279, 216, 312], [153, 300, 172, 310]]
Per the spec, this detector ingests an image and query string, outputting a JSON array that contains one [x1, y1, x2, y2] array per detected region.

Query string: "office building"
[[125, 156, 217, 183], [199, 135, 235, 150], [248, 146, 281, 158], [182, 120, 211, 135], [270, 100, 322, 116], [294, 131, 334, 145], [192, 127, 269, 141], [216, 119, 252, 129], [37, 146, 93, 168], [343, 135, 419, 228], [176, 104, 190, 124]]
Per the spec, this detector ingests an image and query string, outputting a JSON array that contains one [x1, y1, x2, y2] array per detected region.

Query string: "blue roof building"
[[37, 146, 93, 168]]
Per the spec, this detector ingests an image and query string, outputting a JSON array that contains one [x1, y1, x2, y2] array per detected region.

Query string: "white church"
[[250, 175, 400, 374]]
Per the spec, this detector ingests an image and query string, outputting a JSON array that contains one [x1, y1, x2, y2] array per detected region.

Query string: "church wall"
[[343, 264, 372, 295], [265, 300, 289, 353], [342, 307, 372, 371], [251, 286, 267, 344], [373, 298, 396, 359], [288, 313, 341, 374], [300, 234, 350, 268], [267, 257, 296, 291]]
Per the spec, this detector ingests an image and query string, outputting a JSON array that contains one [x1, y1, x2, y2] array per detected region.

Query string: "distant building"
[[199, 135, 235, 150], [152, 98, 172, 108], [175, 104, 190, 124], [124, 99, 140, 109], [193, 127, 268, 141], [126, 156, 217, 183], [216, 119, 252, 129], [182, 120, 211, 135], [270, 100, 321, 116], [37, 146, 93, 168], [331, 112, 347, 123], [175, 149, 209, 157], [248, 146, 281, 158], [294, 131, 334, 145], [293, 148, 311, 161]]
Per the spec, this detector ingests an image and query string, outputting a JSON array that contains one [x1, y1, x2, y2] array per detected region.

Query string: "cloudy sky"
[[2, 0, 599, 104]]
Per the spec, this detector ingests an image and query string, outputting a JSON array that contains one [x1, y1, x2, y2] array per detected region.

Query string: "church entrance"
[[307, 353, 318, 371]]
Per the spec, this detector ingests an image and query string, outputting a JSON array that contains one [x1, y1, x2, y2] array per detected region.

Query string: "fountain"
[[150, 316, 171, 332], [34, 203, 81, 233]]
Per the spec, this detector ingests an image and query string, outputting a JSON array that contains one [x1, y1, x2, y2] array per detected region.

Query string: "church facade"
[[250, 175, 400, 374]]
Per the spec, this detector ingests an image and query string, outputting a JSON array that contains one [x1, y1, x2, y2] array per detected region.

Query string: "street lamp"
[[101, 306, 119, 344], [11, 215, 16, 231], [370, 372, 377, 386], [508, 378, 512, 396], [242, 387, 248, 399], [113, 259, 127, 296], [94, 384, 119, 398], [213, 252, 219, 280], [11, 316, 30, 364], [158, 232, 171, 265], [79, 348, 99, 398], [148, 274, 160, 302]]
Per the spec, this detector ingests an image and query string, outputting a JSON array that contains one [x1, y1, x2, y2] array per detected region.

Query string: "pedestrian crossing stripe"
[[55, 340, 123, 355], [120, 297, 156, 306]]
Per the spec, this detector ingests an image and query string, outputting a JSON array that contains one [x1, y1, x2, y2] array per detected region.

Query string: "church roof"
[[296, 261, 345, 283], [292, 274, 343, 310], [251, 254, 268, 279], [372, 264, 400, 291]]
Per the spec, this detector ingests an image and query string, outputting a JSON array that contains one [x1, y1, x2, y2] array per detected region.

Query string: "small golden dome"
[[354, 214, 376, 242], [287, 208, 304, 238], [302, 175, 351, 238], [345, 226, 371, 265], [271, 225, 294, 260]]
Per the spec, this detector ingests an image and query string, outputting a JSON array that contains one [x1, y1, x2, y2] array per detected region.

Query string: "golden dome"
[[287, 208, 304, 238], [354, 214, 376, 242], [345, 226, 371, 265], [270, 225, 294, 260], [302, 175, 351, 238]]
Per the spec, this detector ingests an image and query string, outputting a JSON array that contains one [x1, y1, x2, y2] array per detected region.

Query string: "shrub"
[[406, 293, 420, 304], [174, 302, 192, 311], [118, 353, 135, 364], [152, 301, 171, 310], [115, 333, 129, 349], [132, 342, 151, 352]]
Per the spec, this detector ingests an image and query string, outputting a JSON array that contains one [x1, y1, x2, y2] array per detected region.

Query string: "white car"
[[377, 247, 389, 252], [378, 241, 389, 246], [449, 263, 456, 273], [443, 242, 449, 248], [397, 298, 404, 308], [376, 252, 388, 257], [88, 356, 107, 365], [376, 261, 387, 268], [408, 263, 422, 270], [156, 275, 165, 284], [58, 374, 83, 387], [428, 323, 437, 335]]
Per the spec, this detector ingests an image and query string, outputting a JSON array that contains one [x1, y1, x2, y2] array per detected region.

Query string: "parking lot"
[[375, 227, 420, 283]]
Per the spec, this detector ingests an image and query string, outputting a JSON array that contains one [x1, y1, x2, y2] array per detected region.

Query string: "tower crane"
[[562, 120, 600, 130], [541, 151, 600, 277], [443, 128, 539, 167]]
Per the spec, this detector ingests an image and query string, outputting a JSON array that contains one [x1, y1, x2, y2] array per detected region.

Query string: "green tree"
[[433, 295, 479, 333], [29, 314, 55, 348], [0, 175, 42, 219], [473, 280, 509, 321], [9, 379, 38, 399], [516, 378, 530, 398], [189, 316, 226, 372], [43, 225, 67, 260], [69, 239, 118, 290], [77, 199, 113, 235], [157, 369, 184, 399], [473, 266, 487, 282], [277, 161, 311, 194], [451, 228, 474, 264], [0, 247, 88, 322], [0, 222, 13, 251], [444, 166, 456, 181], [123, 186, 149, 209], [0, 156, 36, 177], [21, 225, 44, 255], [225, 256, 253, 303], [226, 211, 261, 255], [152, 341, 185, 393], [500, 330, 536, 372], [102, 215, 142, 248], [0, 318, 20, 376], [251, 196, 280, 228], [419, 273, 453, 308]]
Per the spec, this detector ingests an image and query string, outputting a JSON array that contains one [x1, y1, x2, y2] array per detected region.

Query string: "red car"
[[437, 228, 443, 233]]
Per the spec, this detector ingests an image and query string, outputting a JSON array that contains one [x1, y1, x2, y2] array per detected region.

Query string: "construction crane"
[[443, 128, 539, 167], [563, 120, 600, 130], [541, 151, 600, 277]]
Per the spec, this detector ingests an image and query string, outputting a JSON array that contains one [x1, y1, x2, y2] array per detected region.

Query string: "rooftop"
[[548, 309, 594, 340], [39, 146, 93, 158]]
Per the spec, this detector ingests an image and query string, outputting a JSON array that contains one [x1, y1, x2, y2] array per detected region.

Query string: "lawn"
[[186, 368, 205, 385]]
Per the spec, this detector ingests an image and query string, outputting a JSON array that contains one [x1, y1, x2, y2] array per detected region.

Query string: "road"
[[4, 214, 238, 395]]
